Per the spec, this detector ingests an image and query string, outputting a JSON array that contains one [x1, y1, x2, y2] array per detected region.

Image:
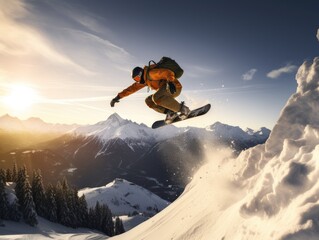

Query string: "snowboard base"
[[152, 104, 211, 129]]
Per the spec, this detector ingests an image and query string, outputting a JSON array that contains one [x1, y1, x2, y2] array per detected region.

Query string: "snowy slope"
[[109, 57, 319, 240], [79, 178, 170, 216], [0, 218, 107, 240]]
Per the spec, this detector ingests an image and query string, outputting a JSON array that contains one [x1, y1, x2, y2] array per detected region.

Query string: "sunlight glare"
[[4, 84, 38, 112]]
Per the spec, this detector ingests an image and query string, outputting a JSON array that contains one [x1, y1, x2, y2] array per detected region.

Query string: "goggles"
[[133, 71, 143, 82]]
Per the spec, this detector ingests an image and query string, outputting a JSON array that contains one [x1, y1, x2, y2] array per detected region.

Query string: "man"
[[110, 63, 190, 124]]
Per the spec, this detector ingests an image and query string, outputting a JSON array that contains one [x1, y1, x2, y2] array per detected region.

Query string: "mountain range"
[[0, 114, 79, 133], [0, 113, 270, 201]]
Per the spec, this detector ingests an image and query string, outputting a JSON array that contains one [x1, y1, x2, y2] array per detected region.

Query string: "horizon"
[[0, 112, 271, 131], [1, 1, 319, 130]]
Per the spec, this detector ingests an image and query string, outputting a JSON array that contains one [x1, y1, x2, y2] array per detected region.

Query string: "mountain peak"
[[207, 121, 243, 133], [0, 114, 25, 131], [25, 117, 46, 124], [0, 114, 19, 121], [107, 113, 124, 123], [0, 114, 78, 133]]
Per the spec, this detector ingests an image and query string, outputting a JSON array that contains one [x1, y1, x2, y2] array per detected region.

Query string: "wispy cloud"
[[0, 0, 135, 78], [32, 1, 134, 70], [183, 84, 271, 95], [41, 96, 110, 104], [0, 0, 96, 75], [242, 69, 257, 81], [67, 29, 131, 63], [267, 64, 298, 79], [185, 65, 219, 78], [317, 28, 319, 42]]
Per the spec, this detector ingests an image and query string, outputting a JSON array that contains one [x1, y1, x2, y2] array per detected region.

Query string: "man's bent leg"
[[145, 95, 167, 114], [152, 84, 181, 113]]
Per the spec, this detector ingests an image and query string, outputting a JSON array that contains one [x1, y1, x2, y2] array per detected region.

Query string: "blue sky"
[[0, 0, 319, 129]]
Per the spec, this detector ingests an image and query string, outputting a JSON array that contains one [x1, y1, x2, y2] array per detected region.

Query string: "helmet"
[[132, 67, 143, 82]]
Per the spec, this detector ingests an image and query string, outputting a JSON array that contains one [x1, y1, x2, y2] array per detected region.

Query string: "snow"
[[0, 218, 107, 239], [206, 121, 270, 142], [73, 113, 182, 143], [108, 56, 319, 240], [67, 168, 77, 173], [2, 40, 319, 240], [5, 182, 17, 205], [119, 215, 149, 232], [79, 178, 170, 216], [73, 112, 269, 155]]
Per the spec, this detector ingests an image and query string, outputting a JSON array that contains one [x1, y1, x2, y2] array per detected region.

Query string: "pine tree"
[[88, 201, 115, 236], [66, 187, 78, 228], [12, 163, 18, 182], [94, 201, 102, 231], [5, 168, 12, 182], [22, 179, 38, 226], [8, 199, 21, 222], [77, 194, 88, 227], [31, 170, 46, 217], [0, 168, 6, 182], [55, 181, 71, 227], [45, 184, 57, 222], [100, 203, 114, 236], [15, 166, 27, 211], [0, 169, 9, 220], [88, 206, 96, 229], [114, 217, 125, 235]]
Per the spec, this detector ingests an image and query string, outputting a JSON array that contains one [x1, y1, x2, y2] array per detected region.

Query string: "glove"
[[167, 82, 176, 94], [110, 95, 120, 107]]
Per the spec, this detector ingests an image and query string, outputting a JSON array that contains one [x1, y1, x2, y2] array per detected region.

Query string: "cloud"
[[317, 28, 319, 42], [69, 29, 131, 63], [185, 65, 219, 78], [0, 0, 131, 77], [31, 1, 133, 70], [0, 0, 97, 75], [242, 69, 257, 81], [267, 64, 298, 79]]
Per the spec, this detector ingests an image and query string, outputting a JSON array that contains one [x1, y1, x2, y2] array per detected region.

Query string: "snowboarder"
[[110, 60, 191, 124]]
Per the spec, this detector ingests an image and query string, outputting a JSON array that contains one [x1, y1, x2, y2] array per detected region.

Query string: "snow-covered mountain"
[[61, 114, 269, 200], [0, 111, 270, 202], [207, 121, 270, 142], [74, 113, 268, 146], [79, 178, 169, 231], [0, 114, 79, 133], [73, 112, 188, 143], [109, 57, 319, 239], [79, 178, 169, 216], [69, 112, 270, 165]]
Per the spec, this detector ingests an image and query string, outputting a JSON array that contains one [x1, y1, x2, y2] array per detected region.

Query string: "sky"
[[0, 0, 318, 130]]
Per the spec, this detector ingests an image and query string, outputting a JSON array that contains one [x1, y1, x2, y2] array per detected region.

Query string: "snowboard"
[[152, 104, 211, 129]]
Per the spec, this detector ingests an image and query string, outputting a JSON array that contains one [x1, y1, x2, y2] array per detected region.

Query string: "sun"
[[3, 84, 38, 112]]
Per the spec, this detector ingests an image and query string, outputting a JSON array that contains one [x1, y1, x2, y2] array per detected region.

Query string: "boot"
[[179, 102, 190, 120], [165, 110, 178, 124]]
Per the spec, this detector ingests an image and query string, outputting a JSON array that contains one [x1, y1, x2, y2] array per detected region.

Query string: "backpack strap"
[[146, 60, 157, 81]]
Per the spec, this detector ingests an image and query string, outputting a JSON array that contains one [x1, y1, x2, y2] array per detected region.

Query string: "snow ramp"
[[111, 57, 319, 240]]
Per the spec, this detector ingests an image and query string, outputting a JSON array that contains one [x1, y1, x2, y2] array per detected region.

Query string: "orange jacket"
[[117, 66, 182, 99]]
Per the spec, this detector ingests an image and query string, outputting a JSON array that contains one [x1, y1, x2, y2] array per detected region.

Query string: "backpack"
[[147, 56, 184, 80]]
